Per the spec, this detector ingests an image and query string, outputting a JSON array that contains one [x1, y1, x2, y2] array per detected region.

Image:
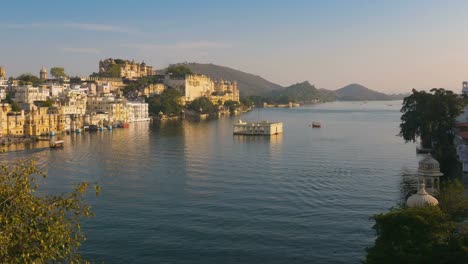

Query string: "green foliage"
[[10, 101, 21, 112], [365, 206, 467, 264], [264, 81, 335, 104], [16, 73, 43, 86], [240, 96, 254, 107], [114, 59, 126, 65], [224, 100, 240, 114], [147, 89, 183, 116], [123, 76, 161, 97], [35, 99, 55, 108], [365, 181, 468, 264], [0, 160, 98, 263], [259, 81, 335, 105], [166, 65, 192, 78], [5, 95, 21, 112], [242, 96, 264, 106], [107, 64, 121, 77], [187, 97, 218, 114], [400, 89, 464, 176], [50, 67, 66, 79], [438, 180, 468, 221]]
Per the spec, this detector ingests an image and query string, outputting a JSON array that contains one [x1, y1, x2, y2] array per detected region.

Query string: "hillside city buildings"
[[0, 59, 241, 138], [99, 58, 154, 79]]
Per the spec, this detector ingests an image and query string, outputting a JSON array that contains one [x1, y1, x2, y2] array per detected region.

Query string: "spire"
[[406, 182, 439, 207]]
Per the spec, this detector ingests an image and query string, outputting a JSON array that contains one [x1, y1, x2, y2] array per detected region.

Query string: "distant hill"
[[172, 63, 283, 96], [335, 83, 403, 101], [159, 63, 407, 101], [267, 81, 335, 103]]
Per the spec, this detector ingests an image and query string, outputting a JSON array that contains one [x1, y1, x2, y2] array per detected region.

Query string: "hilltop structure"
[[99, 58, 154, 78], [40, 66, 48, 80]]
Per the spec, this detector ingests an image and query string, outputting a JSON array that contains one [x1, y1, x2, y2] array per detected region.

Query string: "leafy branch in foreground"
[[0, 160, 99, 263]]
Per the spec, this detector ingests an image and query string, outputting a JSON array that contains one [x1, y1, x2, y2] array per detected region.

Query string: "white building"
[[127, 101, 150, 122], [96, 82, 112, 95], [14, 85, 49, 103], [69, 85, 88, 95], [45, 84, 65, 97], [184, 74, 214, 102], [0, 78, 8, 100], [0, 88, 6, 100]]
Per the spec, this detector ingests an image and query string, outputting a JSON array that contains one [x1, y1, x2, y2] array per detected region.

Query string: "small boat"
[[75, 129, 81, 134], [122, 123, 130, 128], [311, 122, 321, 128], [50, 140, 64, 148]]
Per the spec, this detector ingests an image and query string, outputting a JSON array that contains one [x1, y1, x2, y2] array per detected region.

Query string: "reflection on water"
[[399, 167, 419, 205], [0, 101, 421, 264], [233, 134, 283, 145]]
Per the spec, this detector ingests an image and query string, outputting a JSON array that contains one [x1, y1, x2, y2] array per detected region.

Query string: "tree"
[[224, 100, 240, 114], [187, 97, 217, 114], [365, 206, 467, 264], [16, 73, 43, 86], [438, 180, 468, 221], [50, 67, 66, 79], [166, 65, 192, 78], [35, 99, 55, 108], [399, 89, 465, 176], [365, 180, 468, 264], [113, 59, 126, 65], [107, 64, 121, 78], [0, 160, 99, 263], [5, 94, 21, 112], [240, 96, 254, 107], [147, 89, 183, 116]]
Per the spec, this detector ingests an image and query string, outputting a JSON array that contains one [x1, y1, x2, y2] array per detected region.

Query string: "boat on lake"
[[50, 140, 64, 148], [311, 122, 321, 128]]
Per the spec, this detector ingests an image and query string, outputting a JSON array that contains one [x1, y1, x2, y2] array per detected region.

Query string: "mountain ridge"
[[161, 63, 406, 101], [334, 83, 407, 101], [172, 62, 283, 96]]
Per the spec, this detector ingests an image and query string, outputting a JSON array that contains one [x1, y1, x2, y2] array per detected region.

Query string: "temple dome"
[[40, 66, 47, 73], [418, 154, 443, 177], [406, 183, 439, 207]]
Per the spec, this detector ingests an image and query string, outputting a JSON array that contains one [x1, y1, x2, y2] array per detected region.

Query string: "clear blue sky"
[[1, 0, 468, 92]]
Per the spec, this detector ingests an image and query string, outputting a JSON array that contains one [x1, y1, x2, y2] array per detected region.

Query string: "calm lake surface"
[[1, 101, 419, 263]]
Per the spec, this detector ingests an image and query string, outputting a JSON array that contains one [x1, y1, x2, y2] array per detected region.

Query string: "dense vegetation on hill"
[[172, 63, 283, 96], [166, 65, 192, 78], [265, 81, 335, 104]]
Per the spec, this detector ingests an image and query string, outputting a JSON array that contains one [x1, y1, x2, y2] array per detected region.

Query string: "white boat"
[[50, 140, 64, 148]]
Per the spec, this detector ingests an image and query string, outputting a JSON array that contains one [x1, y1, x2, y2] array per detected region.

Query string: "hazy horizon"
[[1, 0, 468, 93]]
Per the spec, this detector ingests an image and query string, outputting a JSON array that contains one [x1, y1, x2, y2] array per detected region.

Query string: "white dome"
[[406, 183, 439, 207], [418, 154, 443, 177]]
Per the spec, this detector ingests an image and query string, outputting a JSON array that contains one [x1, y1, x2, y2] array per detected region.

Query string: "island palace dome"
[[406, 183, 439, 208]]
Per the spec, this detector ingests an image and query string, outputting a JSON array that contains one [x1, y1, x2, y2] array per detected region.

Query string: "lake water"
[[1, 101, 419, 263]]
